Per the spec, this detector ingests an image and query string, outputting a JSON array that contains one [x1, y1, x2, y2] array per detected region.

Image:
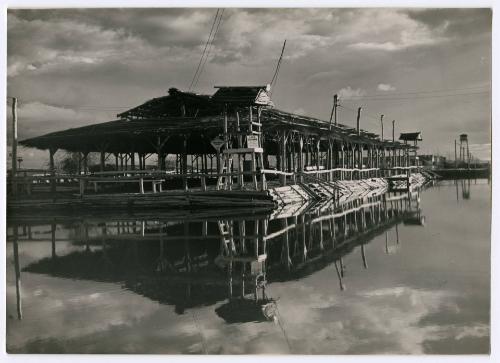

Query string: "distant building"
[[419, 154, 446, 169]]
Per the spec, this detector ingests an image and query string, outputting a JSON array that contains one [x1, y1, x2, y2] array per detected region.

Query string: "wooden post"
[[79, 179, 85, 196], [182, 136, 188, 191], [454, 139, 457, 168], [12, 224, 22, 320], [201, 175, 207, 191], [49, 148, 57, 195], [329, 94, 338, 128], [11, 97, 18, 195], [356, 107, 362, 136], [130, 152, 135, 170], [139, 178, 144, 194], [380, 114, 384, 141], [251, 152, 258, 189], [157, 136, 163, 170], [100, 150, 105, 172], [280, 131, 287, 186], [298, 135, 304, 182], [51, 223, 57, 259], [316, 138, 321, 179]]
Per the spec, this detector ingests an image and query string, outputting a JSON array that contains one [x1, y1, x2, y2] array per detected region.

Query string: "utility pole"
[[329, 94, 339, 129], [356, 107, 362, 136], [11, 97, 18, 195], [380, 114, 384, 140], [454, 139, 457, 168], [392, 120, 395, 168]]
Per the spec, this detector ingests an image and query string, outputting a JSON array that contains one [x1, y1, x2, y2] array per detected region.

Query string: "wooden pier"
[[9, 85, 425, 209]]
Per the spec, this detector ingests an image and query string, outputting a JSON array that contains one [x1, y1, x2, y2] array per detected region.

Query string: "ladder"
[[218, 220, 236, 255], [216, 158, 233, 190]]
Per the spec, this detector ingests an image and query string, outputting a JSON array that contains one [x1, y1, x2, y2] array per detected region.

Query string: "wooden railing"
[[7, 165, 424, 196]]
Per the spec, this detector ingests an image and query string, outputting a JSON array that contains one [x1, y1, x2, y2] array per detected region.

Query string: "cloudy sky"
[[6, 8, 491, 167]]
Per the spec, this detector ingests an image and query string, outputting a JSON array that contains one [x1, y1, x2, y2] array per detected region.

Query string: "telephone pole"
[[380, 114, 384, 141], [454, 139, 457, 167], [356, 107, 362, 136], [329, 94, 339, 129], [11, 97, 18, 195]]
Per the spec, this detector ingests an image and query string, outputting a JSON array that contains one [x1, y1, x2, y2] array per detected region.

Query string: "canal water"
[[6, 179, 490, 354]]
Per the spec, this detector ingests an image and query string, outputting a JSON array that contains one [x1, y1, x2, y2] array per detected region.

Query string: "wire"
[[341, 84, 490, 99], [188, 9, 220, 92], [192, 9, 225, 90], [341, 90, 489, 102], [270, 40, 287, 94], [339, 105, 380, 126]]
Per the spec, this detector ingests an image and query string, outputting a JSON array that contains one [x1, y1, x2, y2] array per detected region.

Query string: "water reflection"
[[8, 189, 425, 328]]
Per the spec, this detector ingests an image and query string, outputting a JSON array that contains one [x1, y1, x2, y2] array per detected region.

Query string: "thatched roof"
[[212, 85, 274, 106], [19, 88, 415, 154]]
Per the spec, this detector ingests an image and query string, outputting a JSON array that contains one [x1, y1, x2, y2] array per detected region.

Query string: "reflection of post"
[[184, 222, 191, 272], [361, 244, 368, 269], [319, 219, 324, 250], [13, 224, 23, 320], [239, 221, 246, 253], [334, 260, 345, 291], [395, 224, 400, 245], [300, 215, 307, 261], [260, 218, 268, 256], [241, 262, 246, 298], [84, 223, 90, 252], [227, 261, 233, 300], [385, 231, 389, 254], [281, 218, 291, 271], [51, 222, 57, 259]]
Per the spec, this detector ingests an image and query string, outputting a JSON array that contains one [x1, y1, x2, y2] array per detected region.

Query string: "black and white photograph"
[[3, 4, 494, 357]]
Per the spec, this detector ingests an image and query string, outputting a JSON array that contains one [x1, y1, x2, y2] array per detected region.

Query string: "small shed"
[[399, 132, 422, 142]]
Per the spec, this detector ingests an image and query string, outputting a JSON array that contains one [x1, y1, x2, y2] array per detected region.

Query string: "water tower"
[[459, 134, 469, 164]]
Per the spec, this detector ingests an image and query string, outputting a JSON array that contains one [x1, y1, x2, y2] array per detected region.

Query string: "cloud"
[[338, 86, 366, 98], [377, 83, 396, 92], [293, 108, 306, 115], [6, 8, 491, 167]]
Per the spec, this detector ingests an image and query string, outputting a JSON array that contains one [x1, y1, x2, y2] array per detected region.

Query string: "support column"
[[182, 136, 188, 191], [130, 152, 135, 170], [49, 148, 57, 195], [100, 149, 105, 172], [280, 131, 287, 186]]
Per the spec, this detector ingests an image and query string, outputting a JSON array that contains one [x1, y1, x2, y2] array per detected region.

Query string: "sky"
[[6, 8, 492, 168]]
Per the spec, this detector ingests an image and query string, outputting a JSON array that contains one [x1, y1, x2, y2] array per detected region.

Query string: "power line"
[[7, 97, 134, 110], [270, 40, 287, 94], [341, 90, 489, 102], [339, 105, 380, 126], [192, 9, 225, 90], [188, 9, 220, 92], [341, 84, 490, 99]]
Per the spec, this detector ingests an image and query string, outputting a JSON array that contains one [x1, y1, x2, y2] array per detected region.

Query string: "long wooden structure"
[[11, 86, 421, 205]]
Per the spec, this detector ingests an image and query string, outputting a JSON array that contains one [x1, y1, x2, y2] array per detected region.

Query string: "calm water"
[[6, 180, 491, 354]]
